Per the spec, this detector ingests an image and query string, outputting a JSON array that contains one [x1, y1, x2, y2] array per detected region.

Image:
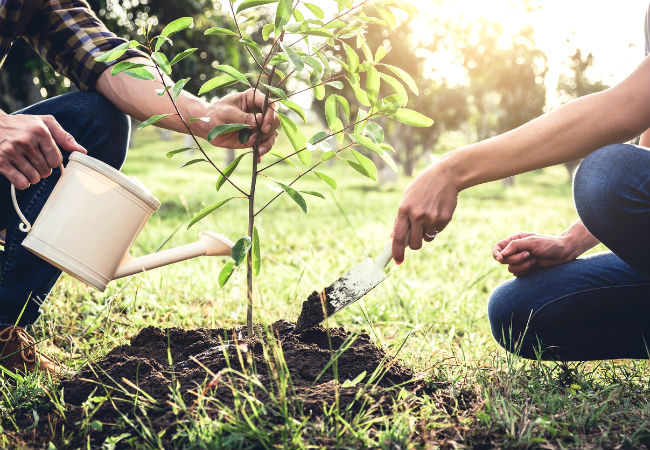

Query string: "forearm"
[[95, 57, 212, 139], [443, 56, 650, 191], [640, 129, 650, 147], [559, 220, 600, 259]]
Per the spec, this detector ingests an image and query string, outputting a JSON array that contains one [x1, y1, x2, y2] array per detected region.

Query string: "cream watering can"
[[10, 152, 233, 291]]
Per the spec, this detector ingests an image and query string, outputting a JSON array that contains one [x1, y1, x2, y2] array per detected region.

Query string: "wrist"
[[439, 150, 471, 192], [180, 94, 211, 140]]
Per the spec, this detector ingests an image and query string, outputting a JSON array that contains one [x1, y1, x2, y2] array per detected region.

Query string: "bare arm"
[[392, 56, 650, 263], [640, 129, 650, 147], [95, 57, 279, 155]]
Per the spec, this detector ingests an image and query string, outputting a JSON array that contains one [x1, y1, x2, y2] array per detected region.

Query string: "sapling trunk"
[[246, 66, 277, 338]]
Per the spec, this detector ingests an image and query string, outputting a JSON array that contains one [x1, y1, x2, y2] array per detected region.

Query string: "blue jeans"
[[0, 92, 129, 327], [488, 144, 650, 361]]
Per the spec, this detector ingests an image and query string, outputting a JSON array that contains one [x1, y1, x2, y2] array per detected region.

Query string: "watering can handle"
[[11, 163, 65, 233]]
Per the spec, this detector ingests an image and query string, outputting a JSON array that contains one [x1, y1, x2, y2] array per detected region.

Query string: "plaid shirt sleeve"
[[22, 0, 145, 91]]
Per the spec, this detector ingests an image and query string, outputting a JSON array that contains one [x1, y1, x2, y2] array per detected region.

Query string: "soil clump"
[[56, 320, 425, 446]]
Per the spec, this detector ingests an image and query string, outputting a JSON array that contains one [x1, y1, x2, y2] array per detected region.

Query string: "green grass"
[[1, 127, 649, 449]]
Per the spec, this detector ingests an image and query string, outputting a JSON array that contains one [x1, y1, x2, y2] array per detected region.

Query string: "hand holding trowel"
[[294, 229, 434, 332]]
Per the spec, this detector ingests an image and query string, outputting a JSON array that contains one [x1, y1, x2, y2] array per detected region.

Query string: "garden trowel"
[[294, 239, 395, 332]]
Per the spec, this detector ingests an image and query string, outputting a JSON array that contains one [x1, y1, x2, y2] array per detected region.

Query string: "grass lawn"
[[1, 127, 649, 449]]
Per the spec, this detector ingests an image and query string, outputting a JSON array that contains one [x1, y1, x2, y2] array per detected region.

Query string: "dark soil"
[[54, 320, 425, 447], [294, 286, 336, 332]]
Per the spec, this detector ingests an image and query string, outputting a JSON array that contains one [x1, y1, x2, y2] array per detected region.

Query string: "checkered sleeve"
[[22, 0, 146, 91]]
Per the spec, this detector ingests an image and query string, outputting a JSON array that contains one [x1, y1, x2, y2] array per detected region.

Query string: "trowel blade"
[[294, 257, 387, 332]]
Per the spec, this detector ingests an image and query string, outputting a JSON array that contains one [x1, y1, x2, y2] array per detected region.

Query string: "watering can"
[[10, 152, 234, 292]]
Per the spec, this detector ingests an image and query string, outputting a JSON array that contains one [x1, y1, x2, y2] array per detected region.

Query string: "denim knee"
[[487, 279, 538, 358], [573, 144, 650, 274]]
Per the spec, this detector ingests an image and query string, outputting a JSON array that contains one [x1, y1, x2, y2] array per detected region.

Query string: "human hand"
[[0, 114, 87, 190], [203, 89, 279, 159], [392, 162, 459, 264], [492, 232, 578, 276]]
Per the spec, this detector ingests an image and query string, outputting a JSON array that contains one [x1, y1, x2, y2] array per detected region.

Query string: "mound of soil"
[[59, 321, 425, 445]]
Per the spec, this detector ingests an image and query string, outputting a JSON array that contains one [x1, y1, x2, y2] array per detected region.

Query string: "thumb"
[[44, 117, 86, 154]]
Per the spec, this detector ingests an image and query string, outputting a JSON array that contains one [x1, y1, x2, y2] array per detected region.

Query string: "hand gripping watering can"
[[10, 152, 234, 291]]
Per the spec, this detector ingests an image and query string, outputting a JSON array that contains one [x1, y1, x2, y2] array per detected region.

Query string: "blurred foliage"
[[0, 0, 258, 111]]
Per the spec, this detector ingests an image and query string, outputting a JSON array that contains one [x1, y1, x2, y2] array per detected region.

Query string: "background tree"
[[558, 49, 609, 179]]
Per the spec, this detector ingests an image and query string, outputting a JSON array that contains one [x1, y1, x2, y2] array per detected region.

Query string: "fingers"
[[392, 212, 409, 264], [508, 256, 538, 277], [500, 238, 533, 258], [13, 155, 41, 186], [2, 163, 30, 190], [41, 115, 86, 155], [259, 130, 279, 158]]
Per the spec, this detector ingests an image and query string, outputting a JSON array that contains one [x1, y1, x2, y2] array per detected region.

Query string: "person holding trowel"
[[391, 9, 650, 361], [0, 0, 279, 375]]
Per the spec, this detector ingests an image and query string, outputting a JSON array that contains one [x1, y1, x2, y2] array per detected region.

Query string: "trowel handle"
[[375, 228, 412, 270], [375, 239, 394, 270]]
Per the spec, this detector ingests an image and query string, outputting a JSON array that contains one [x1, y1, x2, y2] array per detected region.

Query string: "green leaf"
[[154, 35, 172, 52], [119, 66, 154, 81], [214, 65, 250, 86], [216, 153, 246, 191], [325, 94, 337, 129], [292, 7, 304, 21], [347, 149, 377, 181], [179, 158, 206, 168], [314, 171, 337, 189], [326, 80, 344, 90], [341, 370, 366, 388], [300, 190, 325, 199], [188, 198, 235, 229], [280, 42, 304, 71], [238, 128, 253, 145], [309, 131, 328, 144], [276, 181, 307, 213], [375, 45, 389, 63], [366, 65, 380, 104], [262, 23, 275, 40], [95, 40, 138, 62], [239, 38, 263, 57], [136, 114, 171, 130], [171, 78, 189, 100], [377, 93, 404, 113], [275, 0, 292, 34], [151, 52, 171, 75], [350, 133, 382, 154], [263, 84, 287, 100], [380, 63, 419, 95], [343, 43, 359, 74], [378, 150, 398, 173], [236, 0, 278, 13], [198, 75, 238, 95], [304, 3, 324, 18], [218, 261, 235, 287], [280, 100, 307, 124], [348, 79, 370, 106], [364, 122, 384, 144], [354, 109, 368, 134], [111, 61, 145, 75], [166, 147, 195, 158], [336, 96, 350, 122], [204, 27, 238, 36], [305, 56, 323, 82], [379, 73, 408, 105], [207, 123, 251, 142], [252, 226, 261, 276], [161, 17, 193, 38], [231, 236, 252, 266], [170, 48, 197, 65], [321, 150, 336, 161], [391, 108, 434, 127], [313, 83, 325, 100], [277, 112, 308, 165]]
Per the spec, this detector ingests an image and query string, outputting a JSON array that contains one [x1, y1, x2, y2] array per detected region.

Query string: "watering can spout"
[[112, 231, 234, 280]]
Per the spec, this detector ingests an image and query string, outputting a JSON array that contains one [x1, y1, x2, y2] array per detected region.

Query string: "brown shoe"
[[0, 326, 67, 377]]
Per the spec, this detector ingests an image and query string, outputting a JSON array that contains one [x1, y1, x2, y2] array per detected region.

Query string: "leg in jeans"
[[0, 91, 129, 327], [488, 144, 650, 360]]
